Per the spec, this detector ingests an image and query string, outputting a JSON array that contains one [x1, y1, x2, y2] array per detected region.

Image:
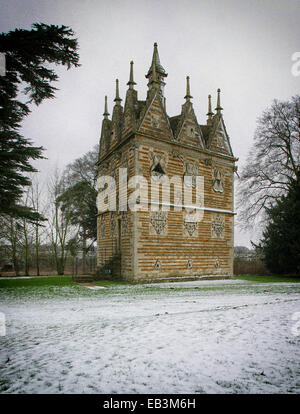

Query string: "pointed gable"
[[122, 88, 138, 137], [175, 102, 204, 148], [207, 114, 233, 156], [138, 92, 173, 140], [98, 49, 235, 163], [171, 76, 205, 149], [99, 118, 112, 158], [111, 105, 123, 146]]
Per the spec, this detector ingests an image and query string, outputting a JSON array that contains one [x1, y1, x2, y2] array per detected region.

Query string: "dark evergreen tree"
[[258, 179, 300, 275], [0, 23, 80, 220]]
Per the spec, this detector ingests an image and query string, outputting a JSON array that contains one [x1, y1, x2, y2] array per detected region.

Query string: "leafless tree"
[[238, 95, 300, 229], [0, 176, 46, 276], [63, 144, 99, 187], [47, 170, 73, 275], [30, 178, 48, 275], [21, 188, 33, 276]]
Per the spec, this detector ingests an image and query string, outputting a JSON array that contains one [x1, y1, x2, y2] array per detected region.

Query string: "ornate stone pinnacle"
[[151, 54, 159, 84], [215, 88, 223, 112], [184, 76, 193, 101], [146, 42, 167, 78], [207, 94, 214, 117], [114, 79, 122, 104], [127, 61, 136, 89], [103, 95, 109, 118]]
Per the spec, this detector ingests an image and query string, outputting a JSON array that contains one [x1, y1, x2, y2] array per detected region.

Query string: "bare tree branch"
[[237, 95, 300, 230]]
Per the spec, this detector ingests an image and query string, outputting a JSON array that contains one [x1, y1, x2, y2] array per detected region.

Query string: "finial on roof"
[[215, 88, 223, 113], [127, 61, 136, 89], [103, 95, 109, 118], [114, 79, 122, 104], [206, 94, 214, 125], [146, 42, 167, 78], [184, 76, 193, 101], [207, 94, 213, 117], [151, 43, 159, 76]]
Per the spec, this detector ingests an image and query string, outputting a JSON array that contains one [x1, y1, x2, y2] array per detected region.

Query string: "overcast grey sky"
[[1, 0, 300, 246]]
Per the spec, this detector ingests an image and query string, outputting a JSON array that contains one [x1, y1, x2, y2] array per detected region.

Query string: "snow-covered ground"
[[0, 279, 300, 394]]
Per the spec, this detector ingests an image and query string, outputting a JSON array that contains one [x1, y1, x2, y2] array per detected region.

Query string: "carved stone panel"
[[204, 158, 212, 167], [183, 218, 198, 237], [151, 114, 161, 129], [183, 160, 198, 189], [211, 214, 225, 238], [212, 166, 225, 193], [149, 211, 168, 235], [171, 149, 184, 163]]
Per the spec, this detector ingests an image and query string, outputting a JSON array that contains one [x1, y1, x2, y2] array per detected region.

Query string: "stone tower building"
[[96, 43, 237, 282]]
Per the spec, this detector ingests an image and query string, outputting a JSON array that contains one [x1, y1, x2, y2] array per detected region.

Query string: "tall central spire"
[[145, 42, 167, 97], [146, 42, 167, 77]]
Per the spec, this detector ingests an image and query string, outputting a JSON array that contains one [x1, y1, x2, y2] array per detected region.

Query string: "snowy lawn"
[[0, 276, 300, 394]]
